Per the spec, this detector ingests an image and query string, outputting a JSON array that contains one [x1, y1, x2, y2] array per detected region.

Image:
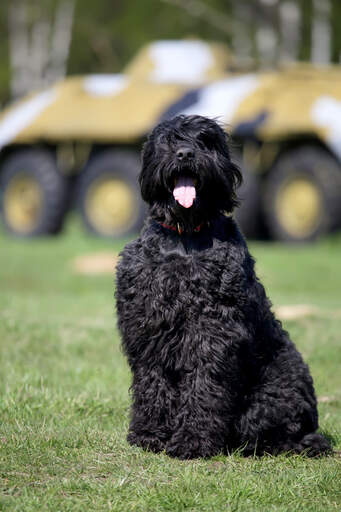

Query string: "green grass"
[[1, 219, 341, 511]]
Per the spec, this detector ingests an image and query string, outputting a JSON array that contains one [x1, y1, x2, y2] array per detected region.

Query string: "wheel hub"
[[275, 177, 322, 238], [85, 176, 137, 236], [3, 173, 42, 233]]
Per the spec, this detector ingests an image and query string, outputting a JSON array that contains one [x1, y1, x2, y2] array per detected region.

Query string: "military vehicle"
[[0, 40, 230, 238], [1, 39, 341, 242]]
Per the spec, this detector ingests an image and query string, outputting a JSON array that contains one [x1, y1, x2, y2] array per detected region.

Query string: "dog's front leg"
[[166, 368, 232, 459], [127, 365, 177, 454]]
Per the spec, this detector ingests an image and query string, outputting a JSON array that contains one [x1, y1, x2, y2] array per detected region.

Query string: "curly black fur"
[[116, 115, 331, 459]]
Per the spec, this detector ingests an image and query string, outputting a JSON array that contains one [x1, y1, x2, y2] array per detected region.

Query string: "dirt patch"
[[72, 252, 118, 275], [318, 396, 334, 403], [275, 304, 341, 320], [275, 304, 320, 320]]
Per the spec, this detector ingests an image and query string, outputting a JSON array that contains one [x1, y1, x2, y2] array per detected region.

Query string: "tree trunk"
[[8, 0, 31, 98], [8, 0, 76, 99], [47, 0, 76, 83], [311, 0, 331, 64], [279, 1, 301, 63]]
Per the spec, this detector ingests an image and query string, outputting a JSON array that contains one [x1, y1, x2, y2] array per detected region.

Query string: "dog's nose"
[[176, 147, 194, 161]]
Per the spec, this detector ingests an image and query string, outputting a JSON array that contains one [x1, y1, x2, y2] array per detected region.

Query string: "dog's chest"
[[130, 245, 246, 370], [140, 246, 237, 326], [117, 227, 250, 370]]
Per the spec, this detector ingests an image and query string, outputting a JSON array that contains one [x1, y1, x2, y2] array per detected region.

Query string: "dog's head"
[[139, 115, 242, 230]]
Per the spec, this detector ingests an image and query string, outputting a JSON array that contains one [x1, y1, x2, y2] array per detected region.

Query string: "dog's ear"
[[139, 136, 161, 204], [139, 141, 150, 203], [139, 140, 149, 202], [226, 159, 243, 211], [216, 128, 243, 213]]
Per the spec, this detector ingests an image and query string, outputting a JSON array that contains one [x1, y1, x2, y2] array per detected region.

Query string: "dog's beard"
[[144, 157, 235, 231]]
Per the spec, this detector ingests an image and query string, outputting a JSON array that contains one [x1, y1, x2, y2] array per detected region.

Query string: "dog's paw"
[[127, 431, 166, 454], [290, 433, 332, 457], [166, 431, 221, 459]]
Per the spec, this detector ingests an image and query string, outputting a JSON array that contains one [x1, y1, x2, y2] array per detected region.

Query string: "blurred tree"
[[8, 0, 75, 99], [0, 3, 10, 104], [1, 0, 341, 105], [311, 0, 331, 63], [331, 0, 341, 62], [67, 0, 235, 76], [279, 1, 301, 62], [299, 0, 313, 60]]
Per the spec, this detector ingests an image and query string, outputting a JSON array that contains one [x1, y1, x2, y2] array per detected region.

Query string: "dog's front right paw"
[[166, 431, 221, 459], [127, 431, 166, 454]]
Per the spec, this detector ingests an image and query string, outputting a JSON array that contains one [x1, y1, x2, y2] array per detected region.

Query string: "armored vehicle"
[[1, 39, 341, 242]]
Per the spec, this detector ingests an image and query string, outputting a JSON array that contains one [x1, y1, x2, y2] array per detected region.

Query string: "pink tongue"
[[173, 176, 196, 208]]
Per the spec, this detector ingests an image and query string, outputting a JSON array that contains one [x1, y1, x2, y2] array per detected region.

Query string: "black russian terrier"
[[116, 115, 331, 459]]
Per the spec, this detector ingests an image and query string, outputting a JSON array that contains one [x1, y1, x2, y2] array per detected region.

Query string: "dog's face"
[[139, 115, 242, 229]]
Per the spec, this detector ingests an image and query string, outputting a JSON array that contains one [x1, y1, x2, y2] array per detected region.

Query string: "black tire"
[[77, 149, 146, 238], [0, 149, 68, 237], [263, 146, 341, 242], [234, 165, 262, 239]]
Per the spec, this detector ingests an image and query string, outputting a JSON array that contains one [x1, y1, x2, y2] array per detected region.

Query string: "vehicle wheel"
[[0, 149, 68, 237], [234, 165, 262, 239], [78, 149, 145, 237], [263, 146, 341, 242]]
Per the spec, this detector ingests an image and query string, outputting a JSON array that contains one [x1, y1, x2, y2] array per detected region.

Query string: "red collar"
[[159, 222, 206, 235]]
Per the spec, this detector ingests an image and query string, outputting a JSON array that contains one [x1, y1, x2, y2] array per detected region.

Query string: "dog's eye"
[[156, 134, 170, 151], [157, 134, 166, 145], [197, 133, 214, 150]]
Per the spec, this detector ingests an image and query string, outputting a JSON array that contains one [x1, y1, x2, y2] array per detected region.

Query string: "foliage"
[[1, 0, 341, 104], [0, 219, 340, 511]]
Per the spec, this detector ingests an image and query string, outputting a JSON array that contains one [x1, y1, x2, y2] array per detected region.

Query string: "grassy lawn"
[[0, 218, 340, 511]]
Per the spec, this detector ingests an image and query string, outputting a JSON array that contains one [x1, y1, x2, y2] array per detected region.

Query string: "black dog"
[[116, 115, 331, 459]]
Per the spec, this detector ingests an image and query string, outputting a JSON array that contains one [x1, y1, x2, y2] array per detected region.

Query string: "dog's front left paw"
[[127, 431, 166, 454], [166, 430, 221, 459]]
